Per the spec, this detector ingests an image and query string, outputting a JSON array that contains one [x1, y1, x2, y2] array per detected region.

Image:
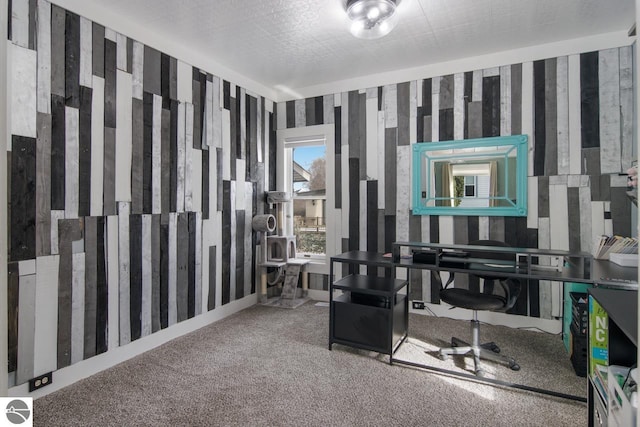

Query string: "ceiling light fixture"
[[346, 0, 400, 40]]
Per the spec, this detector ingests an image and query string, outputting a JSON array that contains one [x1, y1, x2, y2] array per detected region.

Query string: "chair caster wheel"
[[509, 362, 520, 371], [438, 352, 448, 361], [491, 345, 500, 354], [475, 369, 486, 377], [451, 341, 458, 347]]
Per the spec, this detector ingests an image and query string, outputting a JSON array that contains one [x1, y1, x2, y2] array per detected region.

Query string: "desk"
[[329, 243, 638, 403]]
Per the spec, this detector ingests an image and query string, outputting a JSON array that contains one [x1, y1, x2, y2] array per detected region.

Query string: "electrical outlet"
[[412, 300, 425, 310], [29, 372, 52, 392]]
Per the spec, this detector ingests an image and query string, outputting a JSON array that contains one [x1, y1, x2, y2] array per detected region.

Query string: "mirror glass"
[[412, 135, 528, 216]]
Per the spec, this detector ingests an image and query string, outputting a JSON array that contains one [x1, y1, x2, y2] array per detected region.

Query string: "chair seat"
[[440, 288, 506, 311]]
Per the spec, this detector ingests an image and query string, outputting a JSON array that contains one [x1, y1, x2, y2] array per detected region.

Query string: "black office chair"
[[437, 240, 521, 377]]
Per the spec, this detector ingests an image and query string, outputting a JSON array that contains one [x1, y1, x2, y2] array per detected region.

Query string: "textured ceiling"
[[74, 0, 634, 97]]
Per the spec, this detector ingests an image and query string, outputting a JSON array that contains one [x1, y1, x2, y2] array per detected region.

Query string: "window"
[[291, 144, 326, 257]]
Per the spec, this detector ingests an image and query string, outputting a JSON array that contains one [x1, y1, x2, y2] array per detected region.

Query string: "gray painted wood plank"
[[91, 22, 104, 78], [70, 252, 85, 365], [103, 127, 116, 215], [51, 4, 66, 97], [36, 0, 51, 114], [83, 217, 97, 360], [544, 58, 558, 176], [118, 202, 131, 345], [16, 272, 36, 384], [11, 43, 37, 138], [151, 214, 161, 332], [131, 98, 144, 214], [36, 113, 52, 256]]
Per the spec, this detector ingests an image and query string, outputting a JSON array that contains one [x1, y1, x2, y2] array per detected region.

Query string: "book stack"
[[592, 235, 638, 260]]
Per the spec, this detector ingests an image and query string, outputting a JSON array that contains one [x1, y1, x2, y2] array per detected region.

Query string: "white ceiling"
[[72, 0, 634, 99]]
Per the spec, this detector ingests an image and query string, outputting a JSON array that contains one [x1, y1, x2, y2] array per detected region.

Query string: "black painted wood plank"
[[143, 46, 161, 96], [161, 53, 171, 109], [131, 98, 144, 214], [176, 213, 189, 321], [126, 37, 133, 74], [104, 39, 117, 128], [235, 86, 243, 160], [538, 176, 549, 218], [78, 86, 93, 217], [103, 127, 116, 216], [611, 187, 632, 237], [192, 70, 201, 149], [222, 181, 231, 305], [482, 75, 500, 137], [129, 215, 142, 341], [51, 5, 66, 97], [151, 214, 161, 332], [247, 95, 258, 181], [366, 180, 378, 252], [463, 72, 473, 139], [64, 11, 80, 108], [187, 212, 196, 318], [8, 263, 19, 373], [439, 108, 454, 141], [567, 188, 581, 253], [286, 100, 295, 128], [169, 100, 178, 212], [160, 218, 169, 329], [511, 64, 522, 135], [169, 57, 178, 101], [305, 97, 315, 126], [334, 106, 342, 209], [235, 210, 245, 300], [223, 80, 230, 110], [10, 136, 36, 261], [142, 92, 153, 214], [202, 147, 210, 219], [384, 215, 396, 279], [7, 0, 11, 41], [28, 0, 36, 50], [95, 216, 107, 354], [91, 23, 105, 78], [199, 71, 207, 148], [348, 158, 360, 252], [348, 90, 360, 159], [208, 246, 216, 311], [315, 96, 324, 125], [229, 96, 237, 180], [503, 217, 517, 247], [268, 112, 277, 191], [161, 108, 171, 215], [384, 128, 397, 214], [440, 75, 454, 110], [533, 60, 546, 176], [580, 51, 600, 148], [84, 217, 97, 360]]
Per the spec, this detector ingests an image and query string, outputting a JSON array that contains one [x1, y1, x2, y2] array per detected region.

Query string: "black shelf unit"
[[587, 288, 637, 426], [329, 252, 409, 361]]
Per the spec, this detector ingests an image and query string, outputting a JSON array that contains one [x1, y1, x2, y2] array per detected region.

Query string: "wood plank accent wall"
[[6, 0, 275, 386], [278, 47, 634, 320]]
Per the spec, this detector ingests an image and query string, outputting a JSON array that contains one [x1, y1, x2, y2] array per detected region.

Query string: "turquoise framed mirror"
[[412, 135, 528, 216]]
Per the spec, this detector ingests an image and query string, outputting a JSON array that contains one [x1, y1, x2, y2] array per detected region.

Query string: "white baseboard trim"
[[10, 294, 257, 399]]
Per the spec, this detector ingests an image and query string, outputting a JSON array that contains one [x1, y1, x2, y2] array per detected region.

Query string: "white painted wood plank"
[[50, 210, 64, 255], [591, 201, 605, 255], [619, 46, 634, 171], [115, 70, 133, 203], [176, 102, 186, 212], [117, 202, 130, 345], [438, 216, 454, 244], [323, 94, 334, 125], [70, 252, 85, 365], [208, 147, 217, 217], [521, 62, 534, 175], [567, 55, 582, 175], [556, 56, 569, 175], [383, 84, 398, 128], [11, 0, 29, 48], [222, 108, 231, 181], [36, 0, 51, 114], [104, 28, 116, 41], [16, 272, 36, 383], [396, 145, 411, 242], [294, 99, 305, 128], [11, 43, 37, 138], [604, 201, 613, 236], [472, 70, 483, 102], [168, 213, 178, 325], [549, 184, 569, 251], [34, 255, 59, 375], [579, 186, 593, 253], [499, 65, 511, 136], [527, 176, 538, 229], [184, 103, 194, 211], [235, 159, 246, 211], [205, 78, 214, 148], [141, 215, 152, 337], [243, 185, 253, 297], [65, 107, 80, 218], [79, 17, 92, 88], [176, 60, 192, 103], [131, 41, 144, 100], [453, 73, 465, 140], [212, 76, 222, 149], [152, 94, 162, 213], [483, 67, 500, 77], [478, 216, 490, 241], [116, 33, 127, 71], [191, 148, 203, 213], [537, 217, 552, 319], [366, 97, 378, 180], [106, 215, 119, 351], [90, 76, 105, 216], [598, 48, 621, 174]]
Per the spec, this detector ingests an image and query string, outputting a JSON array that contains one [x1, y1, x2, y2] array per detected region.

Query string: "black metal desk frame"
[[329, 242, 638, 404]]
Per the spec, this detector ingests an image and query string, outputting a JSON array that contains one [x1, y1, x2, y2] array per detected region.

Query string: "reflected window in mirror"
[[412, 135, 528, 216]]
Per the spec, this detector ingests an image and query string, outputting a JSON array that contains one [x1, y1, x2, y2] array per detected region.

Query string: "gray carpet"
[[35, 302, 586, 426]]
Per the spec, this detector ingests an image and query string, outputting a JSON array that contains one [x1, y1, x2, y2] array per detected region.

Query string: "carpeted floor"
[[34, 302, 587, 426]]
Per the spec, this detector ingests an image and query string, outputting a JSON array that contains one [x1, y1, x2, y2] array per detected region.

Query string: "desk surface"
[[589, 288, 637, 346], [331, 250, 638, 288]]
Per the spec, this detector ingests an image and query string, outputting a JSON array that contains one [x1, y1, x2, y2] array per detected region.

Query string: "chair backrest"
[[467, 240, 521, 311]]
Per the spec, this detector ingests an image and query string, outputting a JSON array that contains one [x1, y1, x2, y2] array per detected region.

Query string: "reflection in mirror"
[[412, 135, 528, 216]]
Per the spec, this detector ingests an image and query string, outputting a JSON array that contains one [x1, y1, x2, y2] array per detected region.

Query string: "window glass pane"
[[292, 146, 326, 255]]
